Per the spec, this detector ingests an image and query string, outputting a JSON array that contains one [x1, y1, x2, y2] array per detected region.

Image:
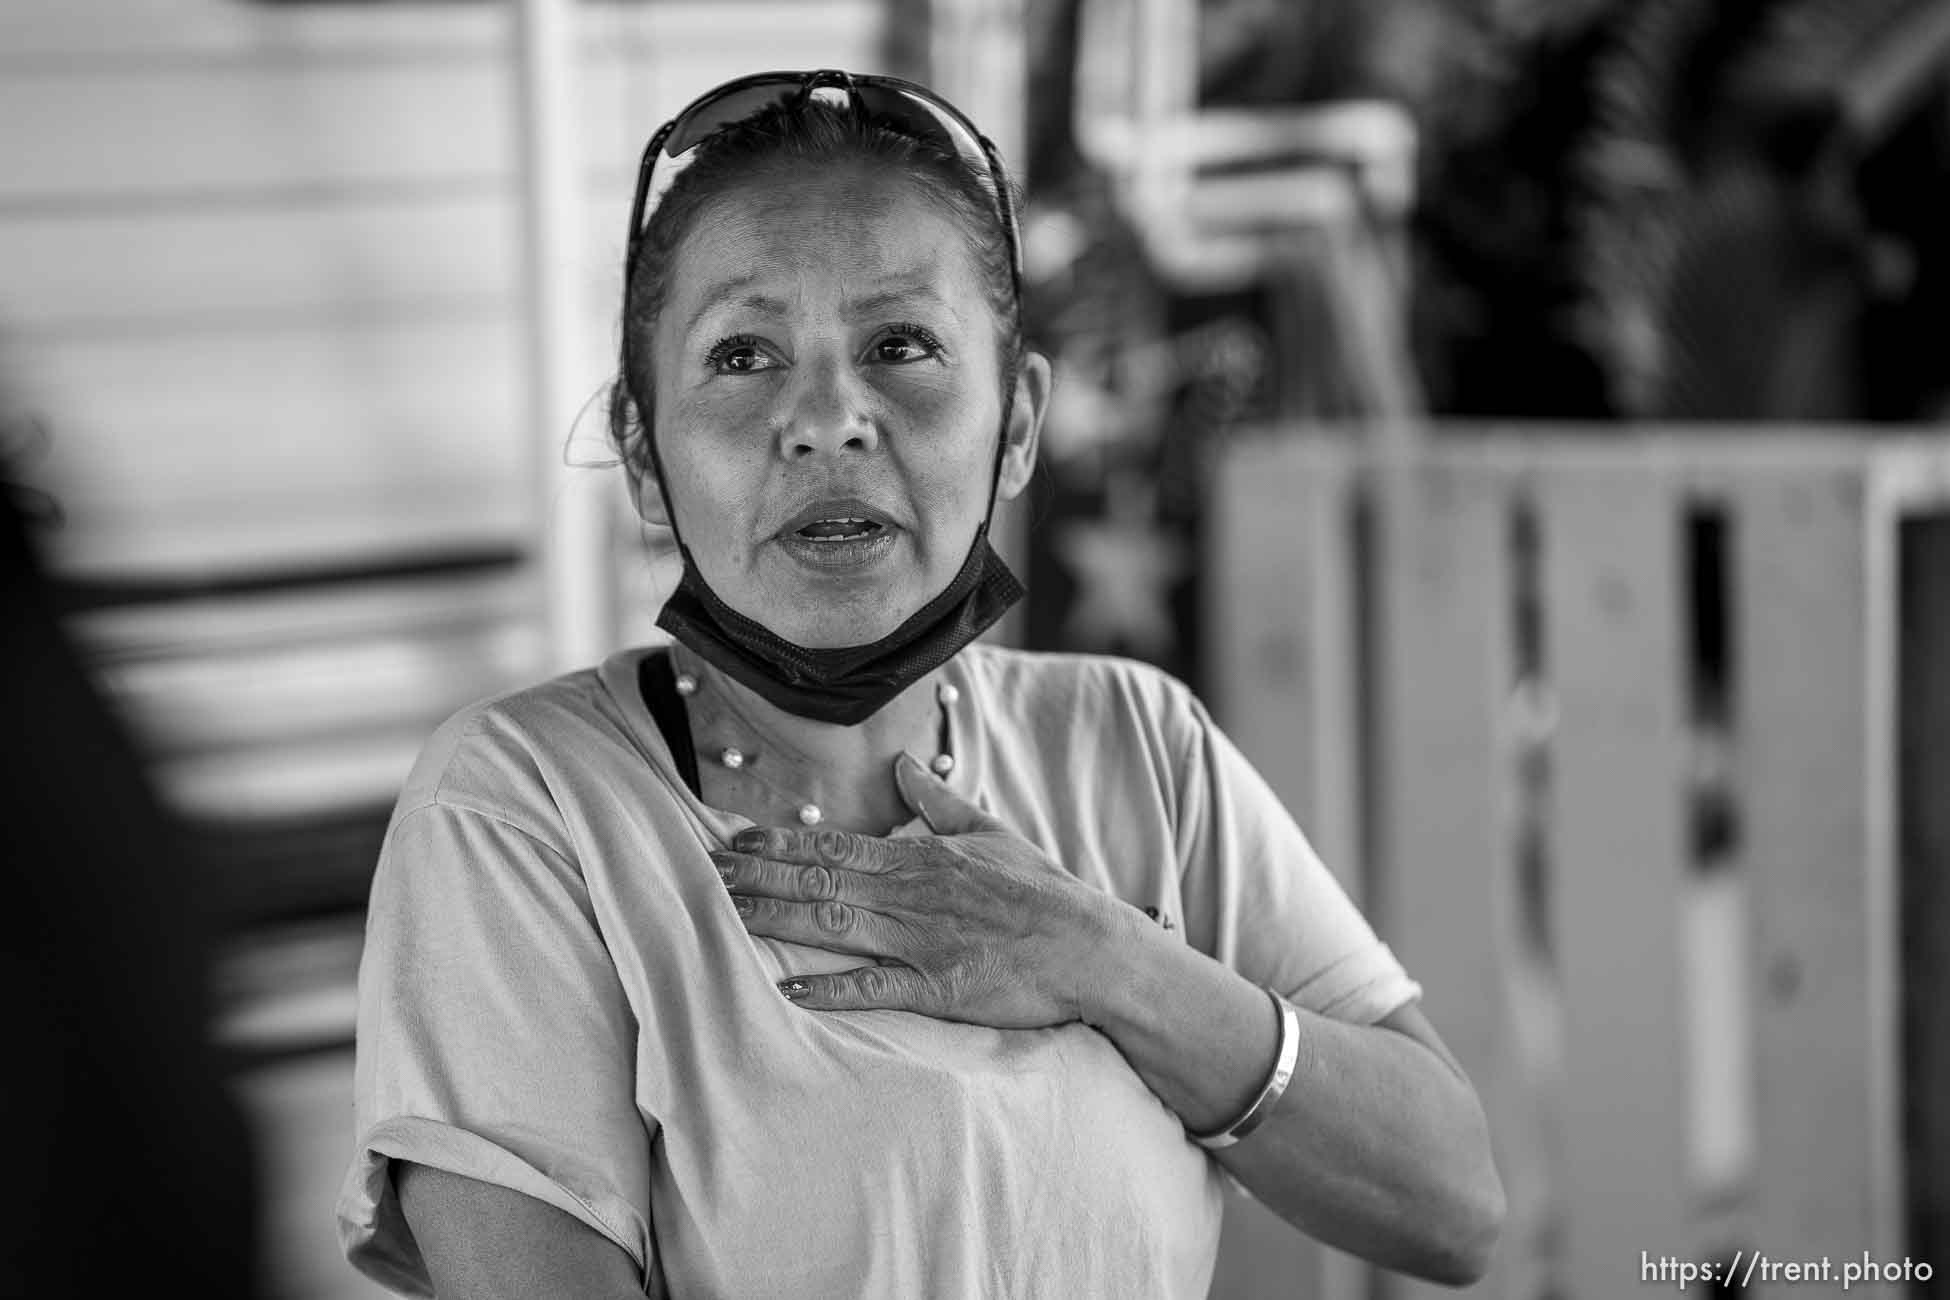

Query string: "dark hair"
[[607, 99, 1023, 488]]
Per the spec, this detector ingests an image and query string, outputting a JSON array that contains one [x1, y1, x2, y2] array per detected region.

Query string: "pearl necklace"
[[672, 661, 959, 827]]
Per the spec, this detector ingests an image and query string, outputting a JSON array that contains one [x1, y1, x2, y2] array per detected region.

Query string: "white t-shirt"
[[337, 644, 1421, 1298]]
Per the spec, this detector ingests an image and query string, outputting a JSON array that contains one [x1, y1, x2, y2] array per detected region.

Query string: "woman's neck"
[[673, 645, 947, 835]]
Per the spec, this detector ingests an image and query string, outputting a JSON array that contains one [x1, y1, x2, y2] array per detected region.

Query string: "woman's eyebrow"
[[844, 281, 959, 321], [684, 281, 790, 338]]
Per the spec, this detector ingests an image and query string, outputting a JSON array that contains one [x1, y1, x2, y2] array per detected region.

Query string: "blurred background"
[[4, 0, 1948, 1296]]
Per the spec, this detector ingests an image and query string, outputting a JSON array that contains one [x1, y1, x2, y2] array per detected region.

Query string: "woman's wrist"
[[1080, 907, 1285, 1134], [1187, 990, 1300, 1148], [1064, 891, 1156, 1027]]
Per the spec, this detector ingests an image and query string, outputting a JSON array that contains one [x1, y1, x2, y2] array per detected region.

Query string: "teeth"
[[797, 516, 881, 543]]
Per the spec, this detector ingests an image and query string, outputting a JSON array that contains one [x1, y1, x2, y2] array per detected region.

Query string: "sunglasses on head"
[[624, 69, 1023, 297]]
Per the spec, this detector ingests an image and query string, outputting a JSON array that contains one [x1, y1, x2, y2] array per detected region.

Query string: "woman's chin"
[[772, 610, 907, 650], [723, 588, 912, 650], [730, 570, 930, 650]]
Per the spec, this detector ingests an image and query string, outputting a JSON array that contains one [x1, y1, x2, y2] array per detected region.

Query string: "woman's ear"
[[627, 446, 672, 528], [996, 351, 1050, 502], [611, 378, 673, 528]]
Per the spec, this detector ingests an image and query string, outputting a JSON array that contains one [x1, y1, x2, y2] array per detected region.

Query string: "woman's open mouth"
[[777, 502, 899, 571], [794, 517, 886, 544]]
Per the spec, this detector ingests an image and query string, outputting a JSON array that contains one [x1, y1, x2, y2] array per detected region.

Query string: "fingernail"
[[734, 894, 754, 916], [714, 859, 735, 886], [777, 979, 810, 1001], [734, 829, 764, 853]]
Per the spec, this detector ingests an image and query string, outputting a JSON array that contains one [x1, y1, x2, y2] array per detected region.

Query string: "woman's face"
[[644, 163, 1045, 648]]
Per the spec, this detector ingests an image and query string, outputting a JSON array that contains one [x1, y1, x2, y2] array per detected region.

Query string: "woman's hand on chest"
[[709, 752, 1139, 1028]]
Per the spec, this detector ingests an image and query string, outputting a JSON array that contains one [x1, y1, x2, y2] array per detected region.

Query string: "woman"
[[337, 70, 1503, 1298]]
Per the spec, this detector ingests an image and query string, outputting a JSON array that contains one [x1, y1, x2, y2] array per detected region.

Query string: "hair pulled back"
[[608, 98, 1024, 489]]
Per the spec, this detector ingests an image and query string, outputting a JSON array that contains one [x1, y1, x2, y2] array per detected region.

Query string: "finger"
[[731, 824, 899, 873], [893, 751, 1008, 836], [777, 962, 931, 1013], [731, 893, 890, 957], [712, 850, 866, 906]]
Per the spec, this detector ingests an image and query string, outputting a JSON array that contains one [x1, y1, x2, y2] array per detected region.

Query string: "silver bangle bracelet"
[[1189, 988, 1300, 1150]]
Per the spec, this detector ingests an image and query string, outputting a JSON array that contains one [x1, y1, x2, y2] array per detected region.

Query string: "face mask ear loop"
[[629, 376, 702, 574]]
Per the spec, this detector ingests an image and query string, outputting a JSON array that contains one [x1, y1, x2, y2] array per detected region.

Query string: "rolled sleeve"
[[1173, 694, 1422, 1026], [335, 801, 655, 1294]]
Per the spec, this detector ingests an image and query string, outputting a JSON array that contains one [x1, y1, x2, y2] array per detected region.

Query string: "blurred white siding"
[[5, 0, 884, 575]]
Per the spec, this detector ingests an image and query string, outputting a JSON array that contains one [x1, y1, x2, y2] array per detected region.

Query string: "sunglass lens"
[[858, 87, 976, 156], [663, 82, 800, 156]]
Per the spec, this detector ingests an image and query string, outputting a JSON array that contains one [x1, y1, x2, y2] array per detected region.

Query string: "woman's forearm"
[[1083, 910, 1505, 1286]]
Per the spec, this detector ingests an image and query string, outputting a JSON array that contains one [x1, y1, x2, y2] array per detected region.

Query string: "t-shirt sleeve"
[[335, 800, 655, 1297], [1171, 689, 1422, 1026]]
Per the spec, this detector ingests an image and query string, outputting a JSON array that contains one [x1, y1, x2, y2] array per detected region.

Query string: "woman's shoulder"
[[394, 658, 643, 821], [956, 644, 1203, 728]]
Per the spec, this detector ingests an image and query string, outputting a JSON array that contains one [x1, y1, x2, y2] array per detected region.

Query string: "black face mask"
[[656, 521, 1022, 726]]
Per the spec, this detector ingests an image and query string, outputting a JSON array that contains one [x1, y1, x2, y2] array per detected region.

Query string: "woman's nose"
[[778, 358, 879, 459]]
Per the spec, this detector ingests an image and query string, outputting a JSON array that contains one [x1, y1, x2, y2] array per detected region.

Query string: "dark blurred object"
[[0, 439, 262, 1295], [1600, 0, 1950, 421], [1409, 9, 1621, 417], [1407, 0, 1950, 422], [1902, 515, 1950, 1297]]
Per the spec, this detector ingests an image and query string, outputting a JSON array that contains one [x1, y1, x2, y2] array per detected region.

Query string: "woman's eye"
[[871, 326, 942, 365], [704, 336, 772, 374]]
